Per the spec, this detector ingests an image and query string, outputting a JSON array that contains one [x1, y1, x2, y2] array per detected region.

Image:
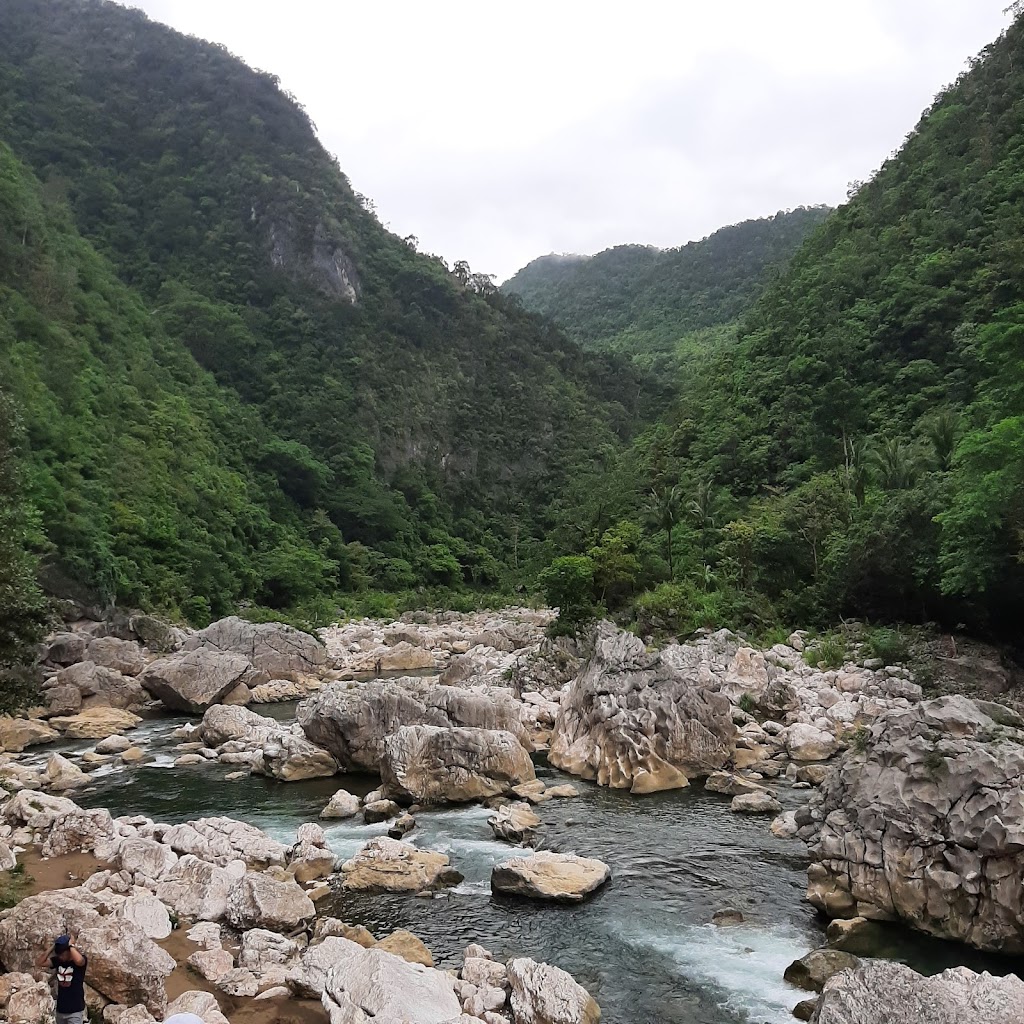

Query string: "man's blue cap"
[[54, 935, 71, 949]]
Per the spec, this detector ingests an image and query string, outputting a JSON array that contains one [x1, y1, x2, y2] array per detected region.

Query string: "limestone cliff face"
[[268, 217, 360, 303], [804, 695, 1024, 952]]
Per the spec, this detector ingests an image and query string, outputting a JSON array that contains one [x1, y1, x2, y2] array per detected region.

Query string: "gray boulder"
[[811, 961, 1024, 1023], [380, 725, 535, 804], [140, 649, 255, 713], [805, 695, 1024, 951], [86, 636, 147, 676], [54, 661, 147, 710], [320, 943, 463, 1023], [43, 632, 87, 666], [298, 680, 530, 770], [507, 957, 600, 1024], [549, 623, 735, 793], [184, 616, 326, 681]]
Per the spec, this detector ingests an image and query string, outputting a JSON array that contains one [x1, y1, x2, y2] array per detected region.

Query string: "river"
[[24, 705, 1014, 1024]]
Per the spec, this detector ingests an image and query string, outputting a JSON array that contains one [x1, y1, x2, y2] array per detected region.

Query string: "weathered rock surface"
[[730, 790, 782, 814], [320, 942, 463, 1024], [376, 928, 434, 967], [6, 979, 55, 1023], [811, 961, 1024, 1024], [489, 801, 542, 844], [380, 724, 535, 803], [226, 871, 315, 931], [160, 816, 288, 867], [184, 616, 326, 680], [784, 948, 861, 992], [140, 649, 255, 713], [43, 631, 88, 665], [0, 893, 173, 1017], [49, 707, 142, 741], [44, 751, 90, 791], [804, 695, 1024, 951], [298, 680, 532, 770], [86, 636, 148, 676], [53, 661, 147, 709], [507, 956, 601, 1024], [200, 704, 338, 780], [491, 851, 611, 902], [340, 837, 462, 892], [0, 715, 58, 751], [549, 623, 735, 792], [786, 723, 840, 762], [320, 788, 361, 819]]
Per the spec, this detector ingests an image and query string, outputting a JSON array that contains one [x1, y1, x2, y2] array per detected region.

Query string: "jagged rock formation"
[[549, 623, 735, 792], [380, 725, 535, 804], [810, 961, 1024, 1023], [803, 695, 1024, 951]]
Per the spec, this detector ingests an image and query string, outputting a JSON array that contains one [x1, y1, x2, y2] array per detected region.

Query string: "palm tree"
[[924, 408, 959, 471], [689, 478, 717, 560], [842, 433, 872, 505], [873, 437, 919, 490], [649, 484, 682, 580]]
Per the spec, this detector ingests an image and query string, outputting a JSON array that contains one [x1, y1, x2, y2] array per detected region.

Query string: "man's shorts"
[[56, 1011, 87, 1024]]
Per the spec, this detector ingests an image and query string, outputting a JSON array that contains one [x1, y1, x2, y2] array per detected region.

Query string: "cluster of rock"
[[318, 608, 553, 675], [32, 614, 331, 723], [0, 786, 601, 1024]]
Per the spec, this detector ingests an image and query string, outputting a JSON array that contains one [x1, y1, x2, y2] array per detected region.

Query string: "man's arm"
[[36, 946, 53, 969], [68, 942, 86, 967]]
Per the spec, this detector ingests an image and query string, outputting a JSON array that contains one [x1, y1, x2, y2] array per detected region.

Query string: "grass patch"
[[0, 866, 32, 910], [803, 634, 847, 669], [738, 692, 757, 714], [864, 627, 908, 665]]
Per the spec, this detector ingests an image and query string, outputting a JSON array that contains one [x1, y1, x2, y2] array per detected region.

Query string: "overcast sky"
[[122, 1, 1011, 280]]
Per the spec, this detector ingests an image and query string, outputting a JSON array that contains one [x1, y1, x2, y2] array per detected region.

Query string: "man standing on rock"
[[38, 934, 88, 1024]]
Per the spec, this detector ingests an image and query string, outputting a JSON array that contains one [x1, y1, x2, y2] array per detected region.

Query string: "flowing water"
[[35, 707, 1015, 1024]]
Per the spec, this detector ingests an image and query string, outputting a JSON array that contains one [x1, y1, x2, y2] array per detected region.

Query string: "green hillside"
[[542, 15, 1024, 640], [0, 0, 640, 625], [502, 209, 830, 369]]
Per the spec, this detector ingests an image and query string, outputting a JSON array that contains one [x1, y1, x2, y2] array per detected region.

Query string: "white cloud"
[[122, 0, 1011, 279]]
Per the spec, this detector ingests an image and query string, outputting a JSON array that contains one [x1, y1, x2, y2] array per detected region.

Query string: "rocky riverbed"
[[1, 607, 1023, 1023]]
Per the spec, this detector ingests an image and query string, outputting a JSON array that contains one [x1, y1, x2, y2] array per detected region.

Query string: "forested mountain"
[[502, 209, 830, 368], [539, 14, 1024, 641], [0, 0, 639, 625]]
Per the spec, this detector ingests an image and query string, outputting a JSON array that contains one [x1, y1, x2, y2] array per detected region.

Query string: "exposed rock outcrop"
[[810, 961, 1024, 1024], [804, 695, 1024, 951], [298, 680, 532, 770], [380, 724, 535, 803], [140, 650, 255, 713], [507, 956, 601, 1024], [319, 942, 463, 1024], [184, 616, 326, 681], [549, 624, 735, 792]]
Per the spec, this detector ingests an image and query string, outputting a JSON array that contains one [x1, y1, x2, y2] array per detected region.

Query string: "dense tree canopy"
[[0, 0, 641, 625], [528, 14, 1024, 642]]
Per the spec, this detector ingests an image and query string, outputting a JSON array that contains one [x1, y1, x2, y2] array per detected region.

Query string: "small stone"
[[793, 997, 818, 1021], [730, 791, 783, 814], [784, 948, 862, 992], [363, 799, 400, 824], [712, 908, 744, 926]]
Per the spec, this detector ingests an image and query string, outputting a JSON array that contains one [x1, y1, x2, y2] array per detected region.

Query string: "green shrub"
[[803, 634, 846, 669], [864, 627, 908, 664], [849, 725, 870, 753], [738, 692, 757, 714]]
